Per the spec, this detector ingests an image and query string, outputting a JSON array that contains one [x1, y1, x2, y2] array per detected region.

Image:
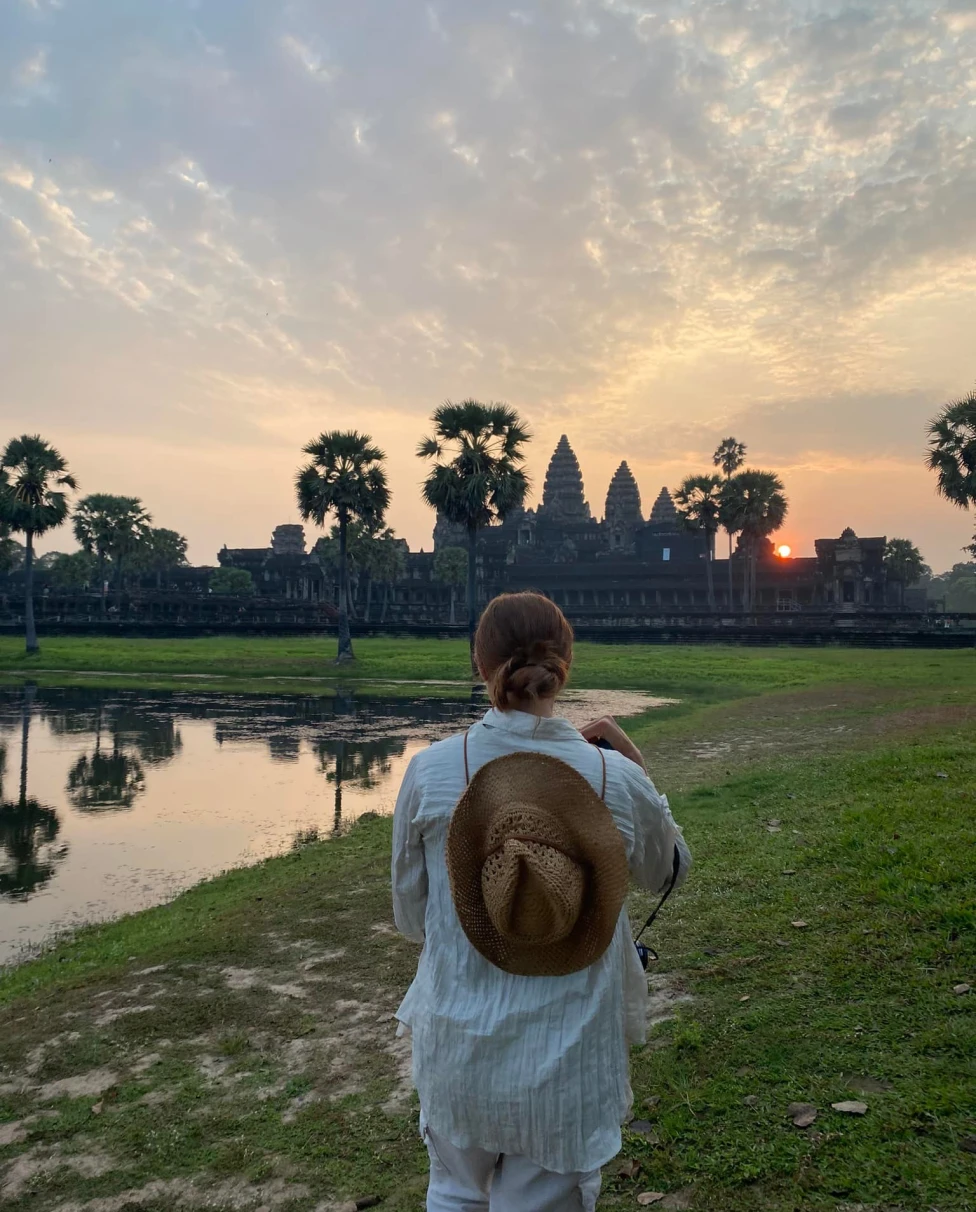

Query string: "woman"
[[393, 592, 690, 1211]]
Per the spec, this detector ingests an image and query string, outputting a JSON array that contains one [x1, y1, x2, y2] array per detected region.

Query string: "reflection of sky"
[[0, 711, 425, 966], [2, 2, 974, 571]]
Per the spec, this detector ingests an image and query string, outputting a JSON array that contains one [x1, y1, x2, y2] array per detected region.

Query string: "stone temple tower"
[[648, 487, 679, 528], [270, 524, 307, 556], [538, 435, 591, 522], [604, 462, 643, 551]]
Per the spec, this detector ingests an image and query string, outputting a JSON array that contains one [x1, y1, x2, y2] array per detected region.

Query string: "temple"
[[214, 435, 907, 622]]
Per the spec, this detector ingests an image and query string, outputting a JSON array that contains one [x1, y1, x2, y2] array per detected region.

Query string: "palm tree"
[[720, 470, 788, 610], [673, 475, 723, 609], [418, 401, 530, 663], [73, 494, 153, 614], [72, 493, 115, 615], [0, 436, 76, 654], [131, 527, 188, 590], [713, 437, 747, 609], [927, 388, 976, 554], [296, 431, 390, 663], [372, 530, 407, 623], [884, 538, 928, 608], [434, 545, 468, 624]]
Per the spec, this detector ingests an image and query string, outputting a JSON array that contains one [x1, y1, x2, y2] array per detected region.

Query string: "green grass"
[[0, 645, 974, 1209], [619, 728, 976, 1210], [3, 634, 974, 702], [1, 731, 973, 1209]]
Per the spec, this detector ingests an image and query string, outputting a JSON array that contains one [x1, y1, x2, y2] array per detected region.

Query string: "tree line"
[[2, 386, 975, 658]]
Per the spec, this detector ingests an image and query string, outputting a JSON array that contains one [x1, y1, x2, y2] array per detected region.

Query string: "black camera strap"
[[633, 844, 682, 965]]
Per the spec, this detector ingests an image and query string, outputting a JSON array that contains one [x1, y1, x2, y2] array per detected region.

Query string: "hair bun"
[[492, 639, 569, 707], [474, 592, 574, 709]]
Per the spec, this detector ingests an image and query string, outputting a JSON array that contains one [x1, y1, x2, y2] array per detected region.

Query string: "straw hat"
[[446, 752, 629, 976]]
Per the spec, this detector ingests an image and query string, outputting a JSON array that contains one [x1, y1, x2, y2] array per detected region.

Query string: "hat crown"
[[482, 836, 585, 945]]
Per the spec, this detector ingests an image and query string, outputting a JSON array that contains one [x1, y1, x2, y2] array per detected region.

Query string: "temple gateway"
[[218, 436, 900, 622]]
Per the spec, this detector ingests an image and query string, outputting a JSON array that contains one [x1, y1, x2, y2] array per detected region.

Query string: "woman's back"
[[393, 705, 687, 1173]]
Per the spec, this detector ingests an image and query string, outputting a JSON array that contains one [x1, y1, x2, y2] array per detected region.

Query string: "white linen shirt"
[[392, 707, 690, 1175]]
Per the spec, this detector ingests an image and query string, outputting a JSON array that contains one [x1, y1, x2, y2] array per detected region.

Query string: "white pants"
[[424, 1125, 601, 1212]]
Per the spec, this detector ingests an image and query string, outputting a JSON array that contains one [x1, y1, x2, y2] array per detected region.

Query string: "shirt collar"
[[479, 707, 582, 741]]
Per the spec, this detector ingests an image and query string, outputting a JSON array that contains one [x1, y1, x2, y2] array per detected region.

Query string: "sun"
[[776, 544, 792, 558]]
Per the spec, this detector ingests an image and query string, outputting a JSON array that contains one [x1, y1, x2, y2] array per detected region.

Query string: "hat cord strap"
[[633, 845, 682, 962], [464, 728, 607, 799]]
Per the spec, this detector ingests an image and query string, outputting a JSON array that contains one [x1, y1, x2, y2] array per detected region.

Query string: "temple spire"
[[649, 486, 678, 526], [604, 462, 643, 527], [539, 435, 591, 522]]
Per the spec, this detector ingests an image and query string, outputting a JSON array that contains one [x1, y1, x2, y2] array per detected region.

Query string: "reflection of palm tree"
[[67, 749, 145, 811], [314, 736, 406, 834], [0, 796, 64, 900], [42, 692, 182, 767], [331, 740, 345, 835], [65, 700, 146, 812], [110, 708, 182, 765], [0, 685, 67, 901], [268, 733, 301, 763]]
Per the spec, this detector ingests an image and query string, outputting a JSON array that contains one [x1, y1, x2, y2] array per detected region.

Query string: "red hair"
[[474, 592, 574, 709]]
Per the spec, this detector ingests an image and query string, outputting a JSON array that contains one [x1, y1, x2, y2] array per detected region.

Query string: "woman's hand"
[[580, 716, 647, 772]]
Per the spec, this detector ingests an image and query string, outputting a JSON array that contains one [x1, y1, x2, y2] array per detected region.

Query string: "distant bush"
[[47, 550, 97, 590], [927, 562, 976, 611], [208, 567, 256, 596]]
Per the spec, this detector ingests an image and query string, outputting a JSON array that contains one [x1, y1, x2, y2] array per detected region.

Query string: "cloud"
[[0, 0, 974, 570]]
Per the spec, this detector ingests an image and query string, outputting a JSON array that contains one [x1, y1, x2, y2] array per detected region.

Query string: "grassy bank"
[[1, 649, 974, 1208], [2, 635, 974, 704], [1, 674, 974, 1209]]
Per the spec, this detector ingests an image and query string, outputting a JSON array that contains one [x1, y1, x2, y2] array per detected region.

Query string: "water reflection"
[[0, 682, 487, 961], [67, 750, 146, 811], [315, 736, 407, 834], [0, 681, 668, 964], [0, 687, 68, 902]]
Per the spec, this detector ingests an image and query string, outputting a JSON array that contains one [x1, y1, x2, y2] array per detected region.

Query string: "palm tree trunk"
[[742, 537, 750, 610], [333, 743, 345, 836], [365, 575, 373, 623], [450, 585, 456, 626], [705, 534, 715, 610], [336, 514, 354, 662], [466, 523, 478, 673], [24, 531, 38, 654], [727, 531, 734, 610], [99, 553, 108, 618], [20, 684, 35, 803], [381, 582, 390, 623], [115, 553, 125, 613]]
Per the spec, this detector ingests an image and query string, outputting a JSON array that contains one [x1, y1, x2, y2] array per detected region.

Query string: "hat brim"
[[447, 752, 630, 976]]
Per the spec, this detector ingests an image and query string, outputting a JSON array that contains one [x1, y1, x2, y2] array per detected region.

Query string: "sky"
[[1, 0, 975, 573]]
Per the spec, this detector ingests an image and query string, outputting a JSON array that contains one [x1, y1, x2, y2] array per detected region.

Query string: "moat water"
[[0, 683, 669, 965]]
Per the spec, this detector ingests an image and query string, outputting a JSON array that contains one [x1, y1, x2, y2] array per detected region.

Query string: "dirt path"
[[637, 682, 976, 793]]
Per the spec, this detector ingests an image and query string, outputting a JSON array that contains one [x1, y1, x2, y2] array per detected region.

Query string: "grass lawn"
[[2, 634, 975, 703], [0, 647, 974, 1210]]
